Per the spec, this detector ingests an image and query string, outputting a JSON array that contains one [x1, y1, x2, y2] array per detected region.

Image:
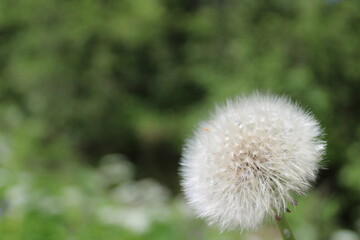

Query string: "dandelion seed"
[[180, 93, 326, 231]]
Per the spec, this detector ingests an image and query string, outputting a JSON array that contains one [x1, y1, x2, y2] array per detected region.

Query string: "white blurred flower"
[[4, 172, 34, 211], [330, 230, 360, 240], [180, 93, 326, 231], [5, 183, 29, 209], [97, 178, 171, 233], [99, 154, 134, 185], [111, 179, 169, 205], [38, 196, 61, 215], [61, 186, 85, 208], [97, 206, 151, 233]]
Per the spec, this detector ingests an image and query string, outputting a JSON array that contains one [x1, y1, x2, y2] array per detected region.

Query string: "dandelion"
[[180, 93, 325, 234]]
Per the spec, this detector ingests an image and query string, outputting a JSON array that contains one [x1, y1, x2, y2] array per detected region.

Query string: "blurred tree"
[[0, 0, 360, 238]]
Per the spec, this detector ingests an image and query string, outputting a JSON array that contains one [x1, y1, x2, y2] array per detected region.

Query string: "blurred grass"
[[0, 0, 360, 239]]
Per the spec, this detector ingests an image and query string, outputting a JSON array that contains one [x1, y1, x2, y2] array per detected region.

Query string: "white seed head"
[[180, 93, 326, 231]]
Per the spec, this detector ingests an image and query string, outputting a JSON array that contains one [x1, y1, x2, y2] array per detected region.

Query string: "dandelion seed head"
[[180, 93, 326, 231]]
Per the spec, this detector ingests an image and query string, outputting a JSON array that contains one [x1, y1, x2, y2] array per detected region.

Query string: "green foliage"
[[0, 0, 360, 239]]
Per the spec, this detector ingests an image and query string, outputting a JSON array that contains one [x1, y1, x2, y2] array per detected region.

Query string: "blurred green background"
[[0, 0, 360, 239]]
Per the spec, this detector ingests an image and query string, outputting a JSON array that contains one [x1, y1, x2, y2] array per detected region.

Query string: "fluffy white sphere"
[[180, 93, 325, 231]]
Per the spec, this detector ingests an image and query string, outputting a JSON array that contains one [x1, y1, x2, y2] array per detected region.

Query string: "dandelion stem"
[[275, 214, 296, 240]]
